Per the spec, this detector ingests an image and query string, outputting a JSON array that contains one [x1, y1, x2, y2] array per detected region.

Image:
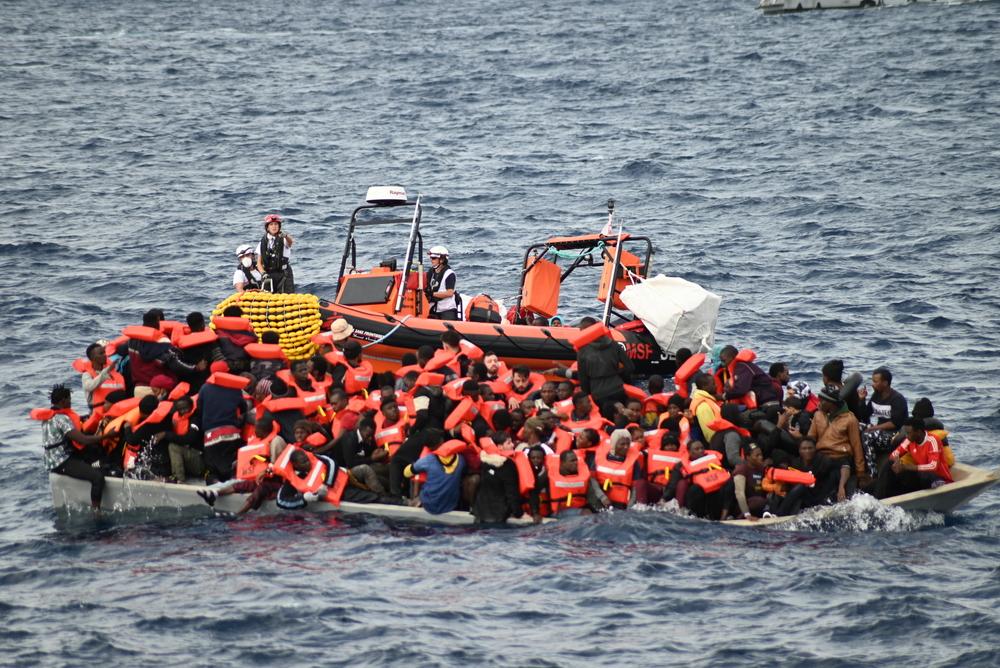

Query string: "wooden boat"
[[758, 0, 882, 13], [317, 188, 712, 378], [48, 473, 544, 526], [725, 462, 999, 527]]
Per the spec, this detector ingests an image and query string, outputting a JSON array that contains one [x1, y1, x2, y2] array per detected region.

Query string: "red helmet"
[[264, 214, 283, 226]]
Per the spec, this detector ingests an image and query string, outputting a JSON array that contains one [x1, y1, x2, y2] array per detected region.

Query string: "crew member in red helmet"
[[256, 214, 295, 293]]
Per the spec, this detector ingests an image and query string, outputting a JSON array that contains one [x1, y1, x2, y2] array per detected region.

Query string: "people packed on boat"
[[38, 302, 960, 523], [256, 214, 294, 293], [425, 245, 459, 320], [233, 244, 261, 293]]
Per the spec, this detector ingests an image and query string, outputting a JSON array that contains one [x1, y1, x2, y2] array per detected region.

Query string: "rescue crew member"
[[256, 213, 294, 293], [425, 245, 458, 320], [233, 244, 261, 293]]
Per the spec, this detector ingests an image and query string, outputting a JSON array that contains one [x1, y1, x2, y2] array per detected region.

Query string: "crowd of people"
[[34, 304, 956, 523]]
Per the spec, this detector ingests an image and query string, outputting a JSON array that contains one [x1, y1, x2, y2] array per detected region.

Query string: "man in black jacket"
[[575, 317, 634, 420]]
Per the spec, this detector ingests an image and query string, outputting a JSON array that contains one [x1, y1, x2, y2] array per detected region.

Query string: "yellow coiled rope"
[[211, 291, 322, 361]]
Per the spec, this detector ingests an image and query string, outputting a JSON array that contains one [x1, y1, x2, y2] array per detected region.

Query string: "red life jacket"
[[546, 452, 591, 513], [71, 359, 126, 408], [683, 451, 731, 493], [271, 444, 349, 506]]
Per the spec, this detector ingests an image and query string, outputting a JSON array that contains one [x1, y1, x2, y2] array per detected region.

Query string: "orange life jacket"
[[122, 325, 169, 343], [237, 424, 280, 480], [683, 451, 731, 493], [592, 442, 641, 506], [673, 352, 705, 399], [766, 467, 816, 487], [512, 450, 549, 516], [71, 359, 126, 408], [123, 401, 173, 470], [561, 411, 610, 434], [210, 316, 254, 333], [546, 452, 591, 513], [176, 329, 219, 350], [30, 407, 84, 450], [271, 444, 349, 506], [343, 359, 374, 396], [571, 322, 611, 351], [205, 372, 251, 391], [425, 348, 461, 376], [245, 342, 287, 360], [373, 413, 408, 457], [645, 446, 688, 486], [445, 396, 480, 431]]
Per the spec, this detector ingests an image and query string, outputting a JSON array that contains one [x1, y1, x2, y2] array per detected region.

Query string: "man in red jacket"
[[874, 418, 951, 499]]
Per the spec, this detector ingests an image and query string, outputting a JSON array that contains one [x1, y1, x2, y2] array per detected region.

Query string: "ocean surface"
[[2, 0, 999, 665]]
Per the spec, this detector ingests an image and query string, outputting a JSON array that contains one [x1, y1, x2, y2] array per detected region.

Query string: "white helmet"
[[428, 245, 449, 258], [236, 244, 255, 257]]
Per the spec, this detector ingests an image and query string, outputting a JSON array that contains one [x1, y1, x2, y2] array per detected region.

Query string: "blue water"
[[3, 0, 1000, 665]]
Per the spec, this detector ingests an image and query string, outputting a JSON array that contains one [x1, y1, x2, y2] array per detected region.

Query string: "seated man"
[[332, 416, 388, 495], [732, 444, 768, 521], [164, 396, 204, 483], [807, 384, 867, 501], [33, 384, 108, 509], [773, 438, 839, 516], [718, 345, 780, 407], [404, 430, 466, 514], [874, 418, 951, 499], [680, 440, 734, 521]]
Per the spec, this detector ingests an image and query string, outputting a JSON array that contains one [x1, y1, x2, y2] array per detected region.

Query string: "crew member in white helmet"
[[233, 244, 261, 293], [425, 245, 459, 320]]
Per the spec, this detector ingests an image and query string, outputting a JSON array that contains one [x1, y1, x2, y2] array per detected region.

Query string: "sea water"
[[2, 1, 999, 665]]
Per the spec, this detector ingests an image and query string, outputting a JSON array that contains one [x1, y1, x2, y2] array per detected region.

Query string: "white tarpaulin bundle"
[[620, 274, 721, 355]]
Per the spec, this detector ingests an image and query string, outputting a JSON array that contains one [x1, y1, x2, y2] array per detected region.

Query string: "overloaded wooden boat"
[[318, 187, 722, 377], [725, 463, 999, 527], [48, 473, 545, 526], [50, 462, 997, 527]]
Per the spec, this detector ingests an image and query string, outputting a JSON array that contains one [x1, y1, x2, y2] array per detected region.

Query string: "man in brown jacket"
[[807, 385, 868, 502]]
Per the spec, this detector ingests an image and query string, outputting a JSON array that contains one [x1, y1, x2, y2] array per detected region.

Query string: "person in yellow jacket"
[[689, 374, 723, 441]]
